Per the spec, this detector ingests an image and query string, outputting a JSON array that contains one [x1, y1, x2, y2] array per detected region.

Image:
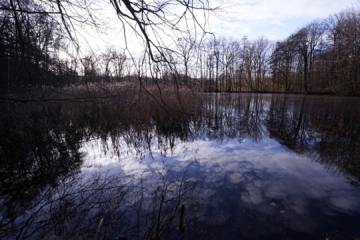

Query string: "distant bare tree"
[[177, 36, 196, 86]]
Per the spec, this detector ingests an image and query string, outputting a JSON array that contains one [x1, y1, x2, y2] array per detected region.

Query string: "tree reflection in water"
[[0, 93, 359, 239]]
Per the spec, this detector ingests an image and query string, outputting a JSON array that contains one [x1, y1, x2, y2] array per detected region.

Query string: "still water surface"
[[0, 93, 359, 239]]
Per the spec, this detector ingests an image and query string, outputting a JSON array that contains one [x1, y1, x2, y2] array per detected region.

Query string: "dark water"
[[1, 93, 360, 240]]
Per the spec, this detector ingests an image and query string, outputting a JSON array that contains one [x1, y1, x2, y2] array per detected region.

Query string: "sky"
[[210, 0, 359, 41], [72, 0, 360, 56]]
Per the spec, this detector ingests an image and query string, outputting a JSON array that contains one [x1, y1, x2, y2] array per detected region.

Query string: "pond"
[[0, 93, 359, 240]]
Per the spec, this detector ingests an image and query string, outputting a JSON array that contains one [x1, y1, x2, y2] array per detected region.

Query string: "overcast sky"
[[210, 0, 359, 41], [75, 0, 359, 55]]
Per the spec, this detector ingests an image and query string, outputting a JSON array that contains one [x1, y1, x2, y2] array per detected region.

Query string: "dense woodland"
[[1, 0, 360, 95]]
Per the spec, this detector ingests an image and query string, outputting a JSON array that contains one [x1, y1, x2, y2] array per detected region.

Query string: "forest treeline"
[[173, 10, 360, 95], [0, 0, 78, 89], [0, 0, 359, 95]]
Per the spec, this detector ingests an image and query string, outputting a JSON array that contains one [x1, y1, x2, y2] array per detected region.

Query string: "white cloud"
[[71, 0, 359, 55], [210, 0, 359, 40]]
